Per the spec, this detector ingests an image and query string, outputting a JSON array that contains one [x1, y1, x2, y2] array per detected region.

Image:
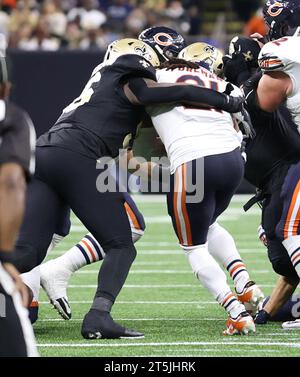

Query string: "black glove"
[[222, 94, 245, 113], [255, 309, 270, 324], [223, 54, 251, 86]]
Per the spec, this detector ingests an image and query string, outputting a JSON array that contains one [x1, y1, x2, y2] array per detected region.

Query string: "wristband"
[[0, 250, 15, 264]]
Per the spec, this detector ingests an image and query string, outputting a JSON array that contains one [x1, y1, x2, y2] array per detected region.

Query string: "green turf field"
[[34, 195, 300, 357]]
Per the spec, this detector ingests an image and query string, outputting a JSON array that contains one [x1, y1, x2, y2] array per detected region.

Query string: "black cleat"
[[81, 309, 144, 340]]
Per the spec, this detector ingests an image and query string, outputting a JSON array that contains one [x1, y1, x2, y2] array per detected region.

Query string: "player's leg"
[[276, 162, 300, 277], [14, 177, 68, 274], [23, 205, 71, 323], [40, 193, 145, 320], [208, 227, 264, 315], [208, 156, 263, 315], [208, 149, 257, 332], [167, 154, 254, 335], [45, 147, 143, 339], [207, 222, 252, 292], [0, 264, 38, 357]]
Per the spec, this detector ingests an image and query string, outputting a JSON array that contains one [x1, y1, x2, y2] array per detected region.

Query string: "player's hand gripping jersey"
[[147, 67, 242, 173], [259, 35, 300, 130]]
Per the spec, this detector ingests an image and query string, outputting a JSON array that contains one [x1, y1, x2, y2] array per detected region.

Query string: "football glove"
[[232, 106, 256, 139]]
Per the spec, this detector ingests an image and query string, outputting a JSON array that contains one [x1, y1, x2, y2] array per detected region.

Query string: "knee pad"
[[103, 241, 137, 262]]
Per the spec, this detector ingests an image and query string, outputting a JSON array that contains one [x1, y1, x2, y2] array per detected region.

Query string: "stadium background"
[[4, 0, 267, 192]]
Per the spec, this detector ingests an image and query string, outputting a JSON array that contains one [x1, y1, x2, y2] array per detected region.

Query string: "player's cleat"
[[28, 300, 39, 324], [81, 309, 145, 339], [237, 281, 264, 317], [223, 311, 256, 335], [282, 319, 300, 330], [40, 259, 72, 320]]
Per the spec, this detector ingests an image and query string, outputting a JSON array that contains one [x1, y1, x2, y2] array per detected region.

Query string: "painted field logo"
[[0, 293, 5, 318]]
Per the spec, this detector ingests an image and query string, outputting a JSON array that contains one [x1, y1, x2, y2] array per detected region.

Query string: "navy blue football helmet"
[[138, 26, 186, 63], [263, 0, 300, 40]]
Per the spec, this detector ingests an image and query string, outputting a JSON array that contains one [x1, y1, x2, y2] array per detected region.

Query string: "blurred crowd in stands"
[[0, 0, 267, 51]]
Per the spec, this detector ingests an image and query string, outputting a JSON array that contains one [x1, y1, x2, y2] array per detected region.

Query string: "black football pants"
[[15, 146, 136, 303]]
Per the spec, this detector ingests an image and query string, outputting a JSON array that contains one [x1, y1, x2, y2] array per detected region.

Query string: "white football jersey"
[[258, 36, 300, 130], [147, 67, 241, 173]]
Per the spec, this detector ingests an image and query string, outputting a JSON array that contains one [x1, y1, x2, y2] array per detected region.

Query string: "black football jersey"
[[37, 54, 156, 159], [0, 100, 35, 179], [244, 104, 300, 189]]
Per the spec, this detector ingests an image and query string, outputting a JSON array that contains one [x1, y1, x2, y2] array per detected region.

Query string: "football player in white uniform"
[[143, 46, 259, 335], [255, 0, 300, 329]]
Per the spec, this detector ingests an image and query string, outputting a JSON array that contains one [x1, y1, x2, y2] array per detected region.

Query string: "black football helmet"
[[138, 26, 186, 63], [229, 36, 261, 69], [263, 0, 300, 40]]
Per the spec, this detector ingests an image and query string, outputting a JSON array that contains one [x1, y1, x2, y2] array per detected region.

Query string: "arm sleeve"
[[127, 77, 233, 111]]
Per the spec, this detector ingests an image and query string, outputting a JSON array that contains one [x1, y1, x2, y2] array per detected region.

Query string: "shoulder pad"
[[258, 36, 300, 72], [111, 54, 157, 81]]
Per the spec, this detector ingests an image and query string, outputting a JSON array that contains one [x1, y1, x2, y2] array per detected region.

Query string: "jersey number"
[[272, 37, 288, 46], [63, 69, 102, 113], [176, 74, 222, 113]]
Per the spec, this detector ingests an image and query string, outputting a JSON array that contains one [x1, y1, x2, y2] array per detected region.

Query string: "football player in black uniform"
[[24, 26, 188, 324], [15, 38, 244, 339], [0, 42, 38, 356], [223, 35, 300, 325]]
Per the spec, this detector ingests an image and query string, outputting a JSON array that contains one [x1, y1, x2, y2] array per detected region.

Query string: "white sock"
[[282, 235, 300, 278], [54, 223, 144, 273], [55, 233, 105, 272], [208, 222, 250, 293], [21, 266, 40, 302], [183, 244, 245, 318]]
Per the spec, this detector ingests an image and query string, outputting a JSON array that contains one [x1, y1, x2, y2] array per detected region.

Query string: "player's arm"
[[264, 276, 299, 317], [256, 275, 299, 324], [123, 77, 244, 113], [0, 163, 29, 305], [0, 111, 36, 306], [256, 71, 293, 113]]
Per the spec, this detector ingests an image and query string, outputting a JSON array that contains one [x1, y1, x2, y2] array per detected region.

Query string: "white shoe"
[[223, 311, 256, 335], [40, 259, 72, 320], [282, 319, 300, 330], [237, 281, 264, 317]]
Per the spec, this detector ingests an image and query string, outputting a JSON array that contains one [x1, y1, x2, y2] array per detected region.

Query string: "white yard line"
[[37, 318, 224, 322], [36, 341, 300, 348], [48, 249, 265, 256], [74, 269, 270, 274], [39, 300, 217, 305], [52, 283, 276, 289]]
